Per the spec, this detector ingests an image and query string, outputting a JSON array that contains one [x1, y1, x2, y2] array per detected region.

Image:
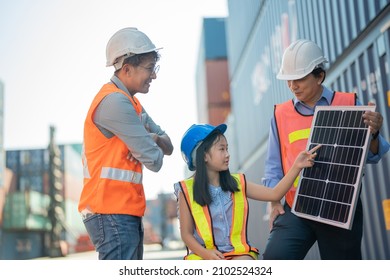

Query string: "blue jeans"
[[83, 214, 144, 260]]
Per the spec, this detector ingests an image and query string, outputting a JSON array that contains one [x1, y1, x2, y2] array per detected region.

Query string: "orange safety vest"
[[78, 83, 146, 216], [179, 173, 259, 260], [275, 91, 356, 207]]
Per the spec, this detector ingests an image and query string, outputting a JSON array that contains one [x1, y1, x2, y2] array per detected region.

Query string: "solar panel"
[[291, 105, 375, 229]]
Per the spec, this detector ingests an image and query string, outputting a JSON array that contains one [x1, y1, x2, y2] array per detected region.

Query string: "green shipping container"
[[2, 190, 51, 231]]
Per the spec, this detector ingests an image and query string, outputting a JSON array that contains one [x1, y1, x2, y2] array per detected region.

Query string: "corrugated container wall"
[[0, 81, 4, 229], [0, 81, 4, 189], [226, 0, 390, 259], [226, 0, 265, 74], [296, 0, 390, 260], [226, 0, 294, 169]]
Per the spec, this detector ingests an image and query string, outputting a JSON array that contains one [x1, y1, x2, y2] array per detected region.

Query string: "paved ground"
[[36, 244, 187, 260]]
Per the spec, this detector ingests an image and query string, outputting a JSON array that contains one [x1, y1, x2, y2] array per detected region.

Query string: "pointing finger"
[[308, 144, 322, 154]]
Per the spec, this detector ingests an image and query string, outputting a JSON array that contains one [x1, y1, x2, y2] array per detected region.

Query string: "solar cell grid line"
[[291, 105, 375, 229]]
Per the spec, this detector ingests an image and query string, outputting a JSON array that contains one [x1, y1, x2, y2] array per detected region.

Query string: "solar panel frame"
[[291, 105, 375, 229]]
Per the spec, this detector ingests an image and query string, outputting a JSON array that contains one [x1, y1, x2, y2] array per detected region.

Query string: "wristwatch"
[[372, 130, 380, 140]]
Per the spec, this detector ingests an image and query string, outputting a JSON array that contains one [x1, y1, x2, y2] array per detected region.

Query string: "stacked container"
[[0, 144, 86, 259]]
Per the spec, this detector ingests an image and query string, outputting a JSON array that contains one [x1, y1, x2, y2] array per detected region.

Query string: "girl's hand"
[[295, 144, 321, 169], [202, 249, 225, 260]]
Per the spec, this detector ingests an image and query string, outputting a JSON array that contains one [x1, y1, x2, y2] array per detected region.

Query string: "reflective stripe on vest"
[[289, 128, 311, 144], [82, 144, 91, 179], [230, 174, 249, 254], [286, 128, 311, 186], [180, 173, 258, 260], [275, 92, 356, 207], [180, 178, 215, 250], [100, 167, 142, 184]]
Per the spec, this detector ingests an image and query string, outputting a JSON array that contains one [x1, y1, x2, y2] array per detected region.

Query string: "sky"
[[0, 0, 228, 199]]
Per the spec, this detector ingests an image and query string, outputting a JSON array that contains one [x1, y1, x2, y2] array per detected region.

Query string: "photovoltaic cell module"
[[291, 106, 375, 229]]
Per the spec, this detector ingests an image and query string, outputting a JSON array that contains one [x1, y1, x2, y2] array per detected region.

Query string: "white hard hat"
[[106, 27, 161, 70], [277, 39, 328, 80]]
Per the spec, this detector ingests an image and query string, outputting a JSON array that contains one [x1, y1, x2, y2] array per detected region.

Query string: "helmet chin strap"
[[113, 53, 136, 70], [113, 56, 125, 70], [191, 141, 203, 169]]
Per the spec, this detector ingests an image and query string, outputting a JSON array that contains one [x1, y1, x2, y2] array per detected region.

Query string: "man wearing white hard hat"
[[262, 39, 389, 260], [78, 27, 173, 260]]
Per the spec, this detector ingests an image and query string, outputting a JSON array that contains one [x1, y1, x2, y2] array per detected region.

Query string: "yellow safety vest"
[[179, 173, 259, 260]]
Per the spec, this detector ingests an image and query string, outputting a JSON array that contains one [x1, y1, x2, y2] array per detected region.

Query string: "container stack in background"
[[0, 82, 5, 256], [0, 143, 182, 259], [0, 144, 92, 259]]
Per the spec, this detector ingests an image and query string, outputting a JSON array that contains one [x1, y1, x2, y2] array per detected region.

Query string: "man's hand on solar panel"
[[363, 102, 383, 154], [363, 102, 383, 136]]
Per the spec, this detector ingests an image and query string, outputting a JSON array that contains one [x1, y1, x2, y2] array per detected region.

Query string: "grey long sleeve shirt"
[[92, 75, 166, 172]]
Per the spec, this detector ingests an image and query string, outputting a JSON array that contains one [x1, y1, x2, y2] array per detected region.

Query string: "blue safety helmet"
[[181, 123, 227, 171]]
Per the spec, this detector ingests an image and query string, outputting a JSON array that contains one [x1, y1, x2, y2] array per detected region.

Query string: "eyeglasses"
[[138, 64, 160, 75]]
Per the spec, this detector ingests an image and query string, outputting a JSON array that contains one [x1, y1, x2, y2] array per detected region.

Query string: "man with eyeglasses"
[[79, 27, 173, 260]]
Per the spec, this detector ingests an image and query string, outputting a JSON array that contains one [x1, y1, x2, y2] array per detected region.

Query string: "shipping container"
[[3, 168, 15, 194], [2, 190, 51, 231], [196, 17, 230, 126], [0, 230, 45, 259], [0, 81, 4, 189], [222, 0, 390, 259], [144, 193, 181, 246], [63, 199, 90, 253], [5, 144, 82, 201], [2, 143, 87, 258], [205, 60, 231, 125], [61, 144, 83, 202]]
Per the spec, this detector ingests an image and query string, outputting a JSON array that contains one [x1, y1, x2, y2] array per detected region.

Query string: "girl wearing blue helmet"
[[174, 123, 320, 260]]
